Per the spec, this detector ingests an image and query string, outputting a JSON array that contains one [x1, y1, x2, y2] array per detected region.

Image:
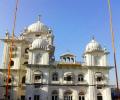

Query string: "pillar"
[[59, 88, 63, 100], [103, 87, 112, 100], [88, 69, 97, 100]]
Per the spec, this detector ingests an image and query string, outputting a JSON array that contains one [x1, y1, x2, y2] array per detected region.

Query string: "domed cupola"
[[27, 21, 48, 33], [24, 16, 49, 34], [83, 37, 109, 66], [31, 38, 49, 50], [85, 37, 102, 53]]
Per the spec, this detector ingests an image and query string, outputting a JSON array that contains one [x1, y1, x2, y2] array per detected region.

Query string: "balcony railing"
[[51, 81, 60, 84], [95, 81, 108, 85], [63, 80, 74, 84], [77, 81, 88, 85], [34, 79, 42, 84]]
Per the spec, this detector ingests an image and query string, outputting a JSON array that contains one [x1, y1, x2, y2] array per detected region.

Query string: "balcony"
[[95, 81, 108, 85], [77, 81, 88, 85], [51, 81, 60, 84], [63, 80, 74, 85], [34, 79, 42, 84]]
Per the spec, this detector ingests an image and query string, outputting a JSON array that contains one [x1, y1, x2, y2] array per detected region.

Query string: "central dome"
[[27, 20, 49, 33], [85, 38, 102, 53]]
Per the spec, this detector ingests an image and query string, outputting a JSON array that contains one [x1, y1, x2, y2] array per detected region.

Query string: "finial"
[[92, 34, 95, 40], [5, 29, 9, 38], [5, 29, 9, 35], [37, 15, 41, 21], [103, 45, 107, 50], [66, 49, 70, 53]]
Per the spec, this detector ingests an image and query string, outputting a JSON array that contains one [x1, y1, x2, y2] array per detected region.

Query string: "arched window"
[[6, 77, 13, 84], [5, 76, 14, 84], [95, 72, 103, 82], [10, 60, 14, 66], [24, 61, 28, 65], [71, 58, 74, 63], [79, 92, 85, 100], [83, 56, 86, 62], [34, 70, 43, 83], [78, 74, 84, 81], [67, 57, 70, 62], [36, 53, 42, 64], [8, 78, 12, 83], [29, 97, 31, 100], [63, 57, 66, 62], [35, 34, 40, 37], [64, 72, 74, 81], [34, 95, 39, 100], [94, 56, 100, 66], [52, 90, 59, 100], [97, 77, 102, 82], [35, 75, 41, 80], [97, 93, 102, 100], [22, 76, 26, 84], [52, 72, 58, 81], [64, 90, 72, 100], [25, 48, 29, 53]]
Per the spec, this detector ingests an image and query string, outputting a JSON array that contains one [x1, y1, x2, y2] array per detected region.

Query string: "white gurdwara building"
[[0, 17, 112, 100]]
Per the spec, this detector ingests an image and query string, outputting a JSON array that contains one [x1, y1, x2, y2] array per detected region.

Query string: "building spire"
[[37, 15, 41, 21], [5, 29, 9, 39], [92, 34, 95, 40]]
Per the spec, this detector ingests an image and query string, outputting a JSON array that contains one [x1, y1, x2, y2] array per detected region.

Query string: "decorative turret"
[[27, 16, 55, 65], [60, 52, 76, 64], [22, 15, 52, 36], [83, 37, 109, 66]]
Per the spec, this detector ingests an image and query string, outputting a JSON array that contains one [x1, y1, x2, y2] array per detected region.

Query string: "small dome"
[[60, 52, 75, 57], [85, 38, 102, 53], [31, 38, 49, 49], [27, 20, 49, 33]]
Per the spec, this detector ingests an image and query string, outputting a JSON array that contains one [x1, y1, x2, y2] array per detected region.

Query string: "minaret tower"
[[83, 37, 111, 100], [83, 37, 109, 66], [24, 16, 55, 100]]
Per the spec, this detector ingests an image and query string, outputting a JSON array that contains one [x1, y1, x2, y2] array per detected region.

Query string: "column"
[[3, 43, 9, 68], [88, 86, 97, 100], [103, 87, 112, 100], [88, 69, 97, 100], [73, 90, 78, 100], [59, 88, 63, 100]]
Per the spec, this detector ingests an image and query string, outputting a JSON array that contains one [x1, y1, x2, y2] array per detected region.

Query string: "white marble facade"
[[0, 17, 112, 100]]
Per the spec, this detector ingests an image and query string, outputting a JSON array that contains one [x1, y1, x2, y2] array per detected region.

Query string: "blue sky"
[[0, 0, 120, 85]]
